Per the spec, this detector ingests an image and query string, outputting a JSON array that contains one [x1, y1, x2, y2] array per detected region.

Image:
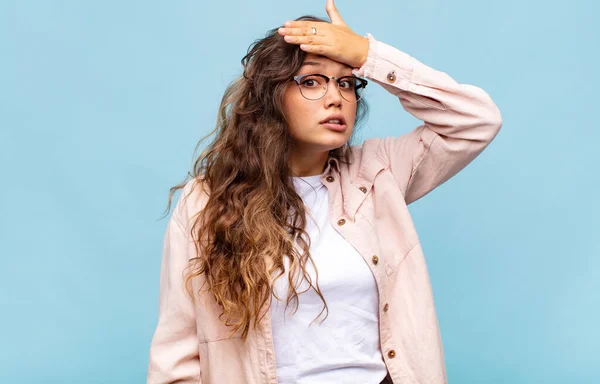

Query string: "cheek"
[[346, 104, 358, 127], [283, 91, 314, 135]]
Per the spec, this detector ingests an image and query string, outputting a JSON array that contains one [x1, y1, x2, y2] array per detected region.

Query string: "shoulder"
[[173, 177, 210, 233], [348, 137, 388, 168]]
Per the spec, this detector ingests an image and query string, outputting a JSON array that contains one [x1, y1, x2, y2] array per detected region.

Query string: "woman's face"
[[282, 54, 357, 156]]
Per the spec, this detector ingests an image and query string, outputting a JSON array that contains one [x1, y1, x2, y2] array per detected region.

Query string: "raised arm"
[[353, 34, 502, 204]]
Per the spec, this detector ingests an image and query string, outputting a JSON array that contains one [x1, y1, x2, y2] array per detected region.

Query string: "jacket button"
[[372, 255, 379, 265], [326, 176, 335, 182], [359, 186, 367, 193], [337, 218, 346, 226], [386, 71, 396, 83], [387, 350, 396, 359], [383, 303, 389, 312]]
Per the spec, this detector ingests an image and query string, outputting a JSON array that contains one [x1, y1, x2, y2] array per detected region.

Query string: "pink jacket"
[[147, 33, 502, 384]]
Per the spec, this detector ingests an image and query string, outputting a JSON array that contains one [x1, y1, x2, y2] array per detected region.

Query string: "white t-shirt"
[[270, 174, 387, 384]]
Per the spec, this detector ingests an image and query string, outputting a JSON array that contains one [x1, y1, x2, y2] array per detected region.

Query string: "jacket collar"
[[324, 156, 341, 174]]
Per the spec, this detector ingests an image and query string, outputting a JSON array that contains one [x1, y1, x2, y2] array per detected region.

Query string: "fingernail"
[[284, 21, 292, 27], [278, 27, 285, 34]]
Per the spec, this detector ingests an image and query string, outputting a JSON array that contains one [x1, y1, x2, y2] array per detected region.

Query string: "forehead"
[[299, 54, 353, 72]]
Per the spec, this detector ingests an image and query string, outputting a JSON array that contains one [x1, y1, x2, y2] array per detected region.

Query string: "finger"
[[278, 27, 319, 37], [326, 0, 345, 25], [299, 44, 330, 56], [283, 35, 328, 46], [283, 20, 314, 29]]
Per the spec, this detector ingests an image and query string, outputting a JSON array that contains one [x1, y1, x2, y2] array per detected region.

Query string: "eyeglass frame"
[[291, 73, 368, 102]]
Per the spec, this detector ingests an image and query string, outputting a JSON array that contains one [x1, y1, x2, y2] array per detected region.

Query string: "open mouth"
[[320, 116, 347, 131]]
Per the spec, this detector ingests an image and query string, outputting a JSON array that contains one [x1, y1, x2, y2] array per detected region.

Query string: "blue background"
[[1, 0, 598, 382]]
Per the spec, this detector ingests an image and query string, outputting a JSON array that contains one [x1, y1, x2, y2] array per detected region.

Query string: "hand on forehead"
[[277, 0, 370, 69]]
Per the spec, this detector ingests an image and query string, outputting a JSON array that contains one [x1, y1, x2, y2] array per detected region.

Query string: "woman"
[[147, 0, 502, 383]]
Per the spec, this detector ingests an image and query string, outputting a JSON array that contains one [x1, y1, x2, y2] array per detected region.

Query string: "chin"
[[294, 131, 352, 153], [321, 131, 351, 146], [318, 139, 350, 152]]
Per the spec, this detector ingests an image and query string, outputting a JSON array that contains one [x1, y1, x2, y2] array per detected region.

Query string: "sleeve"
[[147, 209, 201, 384], [353, 33, 503, 205]]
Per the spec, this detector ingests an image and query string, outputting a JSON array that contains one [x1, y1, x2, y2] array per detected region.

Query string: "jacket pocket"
[[384, 241, 420, 276]]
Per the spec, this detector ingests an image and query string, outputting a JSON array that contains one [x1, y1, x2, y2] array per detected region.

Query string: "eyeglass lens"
[[298, 75, 365, 101]]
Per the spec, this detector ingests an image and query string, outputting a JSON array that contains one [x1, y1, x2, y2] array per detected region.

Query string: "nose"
[[322, 80, 342, 108]]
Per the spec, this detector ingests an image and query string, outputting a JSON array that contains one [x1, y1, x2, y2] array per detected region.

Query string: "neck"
[[289, 149, 329, 177]]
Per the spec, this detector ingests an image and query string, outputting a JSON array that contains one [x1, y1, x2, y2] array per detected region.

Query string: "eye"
[[300, 75, 324, 88], [339, 78, 356, 90]]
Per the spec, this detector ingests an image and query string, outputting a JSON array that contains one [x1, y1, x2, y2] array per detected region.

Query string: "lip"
[[319, 114, 346, 125], [321, 122, 347, 132], [319, 114, 347, 132]]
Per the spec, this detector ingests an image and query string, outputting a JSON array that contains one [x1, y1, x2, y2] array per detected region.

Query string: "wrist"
[[356, 36, 370, 68]]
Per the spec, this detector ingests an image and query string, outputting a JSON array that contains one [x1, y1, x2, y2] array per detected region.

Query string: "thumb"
[[326, 0, 345, 25]]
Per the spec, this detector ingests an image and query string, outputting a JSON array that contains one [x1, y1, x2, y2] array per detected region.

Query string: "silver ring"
[[311, 27, 317, 35]]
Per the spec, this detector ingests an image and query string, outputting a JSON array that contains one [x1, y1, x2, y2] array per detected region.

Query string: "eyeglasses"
[[291, 73, 368, 102]]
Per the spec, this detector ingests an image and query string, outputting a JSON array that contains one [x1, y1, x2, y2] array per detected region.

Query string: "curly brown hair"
[[162, 15, 369, 341]]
